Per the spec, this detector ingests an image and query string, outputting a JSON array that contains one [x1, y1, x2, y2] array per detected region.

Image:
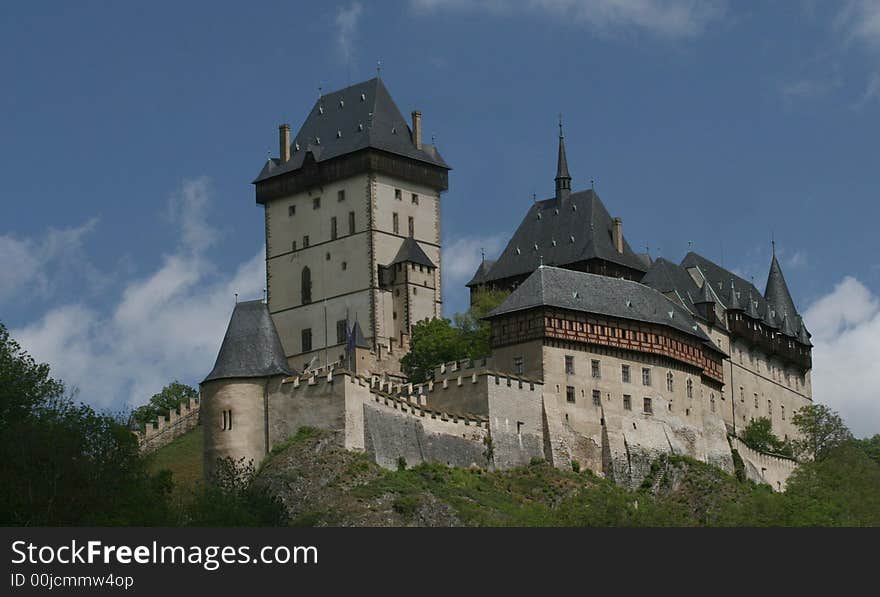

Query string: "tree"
[[131, 380, 198, 429], [739, 417, 793, 457], [0, 322, 174, 525], [855, 434, 880, 466], [791, 404, 853, 462], [400, 290, 509, 383]]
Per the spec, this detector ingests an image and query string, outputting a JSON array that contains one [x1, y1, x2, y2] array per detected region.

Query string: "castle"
[[200, 77, 811, 490]]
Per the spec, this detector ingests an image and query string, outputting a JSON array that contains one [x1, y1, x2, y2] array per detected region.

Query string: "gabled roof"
[[467, 259, 497, 287], [681, 252, 778, 323], [487, 266, 712, 343], [254, 77, 448, 183], [390, 237, 435, 268], [351, 320, 370, 349], [765, 253, 800, 321], [482, 190, 647, 284], [640, 257, 700, 313], [202, 300, 293, 383]]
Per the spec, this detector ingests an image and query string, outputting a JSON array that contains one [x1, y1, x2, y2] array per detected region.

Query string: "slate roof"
[[640, 257, 701, 313], [254, 77, 448, 183], [681, 252, 777, 323], [466, 259, 498, 288], [765, 253, 799, 321], [480, 190, 647, 285], [390, 237, 435, 268], [203, 300, 294, 383], [351, 320, 370, 349], [487, 266, 714, 344]]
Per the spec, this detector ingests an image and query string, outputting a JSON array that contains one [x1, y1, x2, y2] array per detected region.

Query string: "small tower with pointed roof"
[[555, 115, 571, 202]]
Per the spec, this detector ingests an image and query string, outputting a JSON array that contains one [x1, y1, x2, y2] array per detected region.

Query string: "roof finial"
[[771, 231, 776, 257], [376, 60, 382, 78], [234, 292, 238, 304], [539, 254, 544, 267], [558, 113, 564, 138], [590, 178, 595, 191], [480, 247, 485, 262], [555, 115, 572, 202]]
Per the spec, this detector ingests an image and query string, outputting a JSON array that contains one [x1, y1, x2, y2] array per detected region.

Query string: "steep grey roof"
[[636, 252, 653, 270], [726, 279, 744, 311], [466, 259, 497, 287], [681, 252, 779, 323], [555, 130, 571, 190], [203, 300, 293, 383], [351, 320, 370, 349], [254, 77, 448, 183], [483, 190, 647, 284], [640, 257, 700, 313], [765, 253, 800, 321], [390, 237, 435, 268], [695, 278, 715, 304], [487, 266, 712, 343], [797, 319, 812, 346]]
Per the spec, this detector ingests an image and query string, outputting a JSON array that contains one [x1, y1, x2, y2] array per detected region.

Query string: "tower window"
[[591, 359, 601, 378], [687, 378, 694, 398], [393, 213, 399, 234], [337, 189, 345, 202], [331, 217, 337, 240], [408, 216, 414, 237], [301, 328, 312, 353], [313, 197, 321, 209], [643, 397, 653, 414], [348, 211, 356, 234], [411, 193, 419, 205], [291, 240, 297, 251], [621, 364, 631, 383], [394, 188, 402, 200], [513, 356, 524, 375], [336, 320, 347, 345], [301, 266, 312, 304], [710, 394, 716, 413], [566, 386, 575, 403], [221, 409, 233, 431], [592, 390, 601, 406], [341, 261, 347, 270], [642, 368, 652, 386], [564, 355, 574, 374], [288, 205, 296, 217], [325, 252, 331, 261], [303, 235, 310, 248], [666, 371, 674, 392], [623, 395, 632, 410]]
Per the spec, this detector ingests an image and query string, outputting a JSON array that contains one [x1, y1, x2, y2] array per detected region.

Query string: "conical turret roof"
[[765, 253, 799, 322], [203, 300, 293, 383]]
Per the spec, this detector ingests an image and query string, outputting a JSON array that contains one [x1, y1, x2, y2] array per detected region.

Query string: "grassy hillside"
[[146, 425, 203, 504]]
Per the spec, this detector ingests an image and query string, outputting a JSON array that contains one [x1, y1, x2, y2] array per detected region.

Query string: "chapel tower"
[[252, 77, 450, 375]]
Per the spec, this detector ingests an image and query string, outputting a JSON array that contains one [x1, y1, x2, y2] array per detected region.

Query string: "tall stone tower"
[[252, 78, 450, 375]]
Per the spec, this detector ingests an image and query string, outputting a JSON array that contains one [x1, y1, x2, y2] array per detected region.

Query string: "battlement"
[[432, 357, 492, 378], [368, 389, 489, 429], [134, 396, 201, 453]]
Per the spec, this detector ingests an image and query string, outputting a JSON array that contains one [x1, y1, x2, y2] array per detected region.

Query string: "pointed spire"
[[745, 291, 761, 320], [727, 279, 743, 311], [695, 280, 715, 304], [555, 114, 571, 202], [765, 252, 799, 322], [797, 317, 812, 346]]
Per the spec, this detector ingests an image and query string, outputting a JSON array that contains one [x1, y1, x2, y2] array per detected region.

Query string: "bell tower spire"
[[555, 114, 571, 202]]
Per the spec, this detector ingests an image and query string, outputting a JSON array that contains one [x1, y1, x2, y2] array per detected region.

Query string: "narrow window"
[[686, 378, 693, 398], [227, 410, 233, 430], [516, 421, 524, 435], [754, 393, 759, 409], [303, 235, 310, 248], [513, 356, 524, 375], [621, 364, 631, 383], [313, 197, 321, 209], [566, 386, 576, 403], [591, 359, 601, 379], [393, 213, 399, 234], [643, 397, 653, 414], [341, 261, 347, 270], [782, 405, 786, 420], [592, 390, 601, 406], [666, 371, 674, 392], [564, 355, 575, 374], [288, 205, 296, 217], [408, 216, 414, 237], [348, 211, 355, 234], [301, 328, 312, 352], [642, 367, 651, 386], [331, 216, 338, 240], [394, 188, 402, 200], [221, 410, 228, 431], [739, 386, 744, 402], [336, 320, 347, 345], [768, 400, 773, 416], [411, 193, 419, 205], [301, 266, 312, 304], [623, 395, 632, 410], [291, 240, 297, 252], [710, 394, 716, 413], [337, 189, 345, 202]]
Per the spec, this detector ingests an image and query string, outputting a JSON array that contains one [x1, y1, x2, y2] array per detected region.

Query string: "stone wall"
[[135, 396, 200, 454], [730, 436, 798, 491]]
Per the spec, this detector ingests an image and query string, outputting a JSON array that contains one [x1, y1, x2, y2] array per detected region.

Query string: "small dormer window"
[[358, 123, 364, 131], [315, 136, 321, 144], [337, 130, 342, 138], [360, 93, 366, 101], [294, 142, 300, 151], [339, 99, 344, 108], [391, 127, 396, 134], [318, 106, 324, 115]]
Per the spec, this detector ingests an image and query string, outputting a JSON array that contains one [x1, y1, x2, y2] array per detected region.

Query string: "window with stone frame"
[[566, 386, 576, 403], [666, 371, 674, 392], [301, 328, 312, 353], [513, 356, 524, 375], [336, 320, 347, 345], [331, 216, 337, 240], [686, 378, 693, 398], [592, 389, 601, 406], [621, 364, 631, 383], [623, 394, 632, 410], [337, 189, 345, 202], [348, 211, 356, 234], [392, 213, 399, 234], [591, 359, 601, 379], [564, 355, 575, 375], [642, 367, 651, 386], [643, 397, 653, 414]]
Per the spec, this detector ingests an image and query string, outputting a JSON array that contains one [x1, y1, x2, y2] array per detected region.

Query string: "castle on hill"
[[200, 77, 810, 490]]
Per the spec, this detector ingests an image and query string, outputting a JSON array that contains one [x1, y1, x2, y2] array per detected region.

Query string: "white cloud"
[[0, 218, 101, 305], [804, 276, 880, 437], [12, 179, 265, 413], [335, 2, 363, 66], [835, 0, 880, 48], [442, 234, 505, 313], [410, 0, 727, 39]]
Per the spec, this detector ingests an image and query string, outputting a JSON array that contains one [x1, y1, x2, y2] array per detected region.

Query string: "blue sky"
[[2, 1, 879, 435]]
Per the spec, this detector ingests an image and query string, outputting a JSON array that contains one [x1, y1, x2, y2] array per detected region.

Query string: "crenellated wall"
[[730, 436, 798, 491], [134, 396, 201, 454]]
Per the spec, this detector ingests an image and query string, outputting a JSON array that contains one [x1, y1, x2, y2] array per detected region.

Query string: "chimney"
[[612, 218, 624, 254], [411, 110, 422, 150], [279, 124, 291, 163]]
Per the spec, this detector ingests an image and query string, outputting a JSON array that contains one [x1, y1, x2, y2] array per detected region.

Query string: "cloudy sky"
[[1, 1, 878, 435]]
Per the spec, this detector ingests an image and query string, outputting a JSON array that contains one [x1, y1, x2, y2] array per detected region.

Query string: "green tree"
[[739, 417, 793, 457], [856, 434, 880, 466], [186, 457, 288, 526], [791, 404, 852, 462], [0, 322, 174, 525], [131, 380, 198, 429], [401, 290, 509, 383]]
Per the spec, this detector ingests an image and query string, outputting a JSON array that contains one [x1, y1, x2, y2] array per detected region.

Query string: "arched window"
[[686, 378, 693, 399], [301, 266, 312, 304]]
